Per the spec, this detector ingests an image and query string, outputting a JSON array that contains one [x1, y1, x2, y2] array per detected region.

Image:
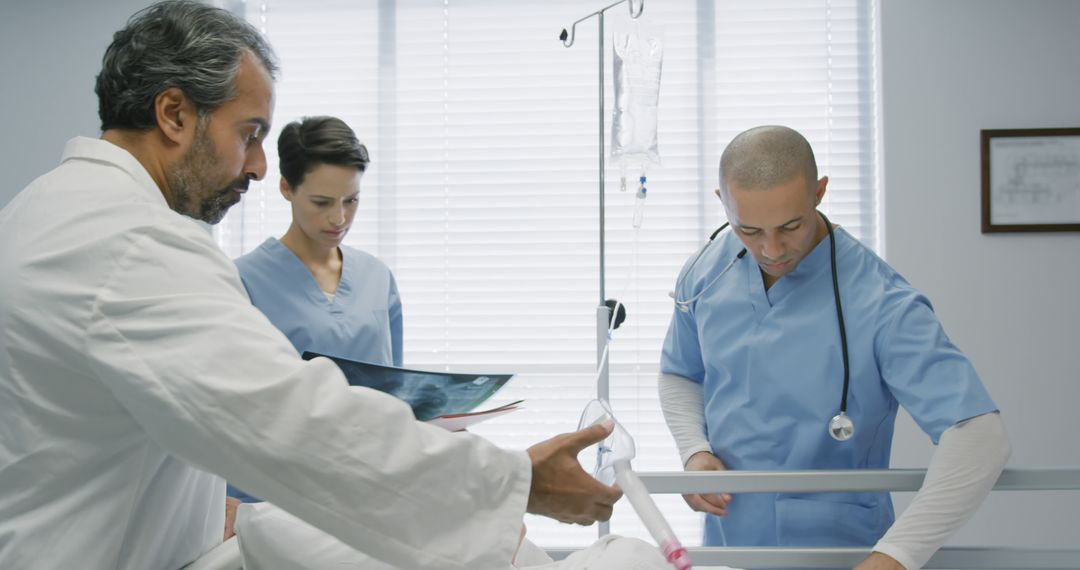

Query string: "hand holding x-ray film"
[[578, 399, 693, 570]]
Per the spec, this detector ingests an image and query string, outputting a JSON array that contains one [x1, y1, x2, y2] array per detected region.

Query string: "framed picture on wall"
[[981, 128, 1080, 233]]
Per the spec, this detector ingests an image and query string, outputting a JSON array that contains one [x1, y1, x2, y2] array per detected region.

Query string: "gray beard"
[[168, 130, 246, 225]]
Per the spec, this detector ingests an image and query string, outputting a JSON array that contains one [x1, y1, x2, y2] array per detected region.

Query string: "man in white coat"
[[0, 2, 624, 568]]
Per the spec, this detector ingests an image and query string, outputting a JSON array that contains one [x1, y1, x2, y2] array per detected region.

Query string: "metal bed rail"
[[637, 467, 1080, 494], [542, 546, 1080, 569], [550, 468, 1080, 569]]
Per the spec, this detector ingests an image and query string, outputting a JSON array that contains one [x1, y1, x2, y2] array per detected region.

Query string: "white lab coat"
[[0, 137, 530, 570]]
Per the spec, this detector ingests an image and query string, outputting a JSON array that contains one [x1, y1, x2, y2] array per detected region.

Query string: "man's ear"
[[154, 87, 197, 146], [279, 177, 294, 202], [814, 176, 829, 205], [715, 188, 736, 225]]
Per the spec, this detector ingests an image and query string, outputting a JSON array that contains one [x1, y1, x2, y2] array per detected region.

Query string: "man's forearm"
[[658, 373, 712, 465], [873, 412, 1010, 569]]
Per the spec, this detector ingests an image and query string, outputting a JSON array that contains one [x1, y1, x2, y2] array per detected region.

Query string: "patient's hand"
[[525, 421, 624, 525], [682, 451, 733, 517], [224, 496, 241, 541]]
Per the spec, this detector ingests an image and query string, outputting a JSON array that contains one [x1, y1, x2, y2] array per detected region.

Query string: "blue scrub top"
[[227, 238, 403, 502], [235, 238, 402, 366], [661, 224, 996, 548]]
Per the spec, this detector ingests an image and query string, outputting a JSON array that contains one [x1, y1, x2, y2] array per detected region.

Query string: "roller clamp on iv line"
[[668, 212, 856, 442]]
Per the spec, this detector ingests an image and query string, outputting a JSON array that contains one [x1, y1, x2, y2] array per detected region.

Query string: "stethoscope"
[[669, 211, 855, 442]]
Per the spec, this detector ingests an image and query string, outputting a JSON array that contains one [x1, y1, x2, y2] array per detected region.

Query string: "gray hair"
[[95, 0, 278, 131], [719, 125, 818, 195]]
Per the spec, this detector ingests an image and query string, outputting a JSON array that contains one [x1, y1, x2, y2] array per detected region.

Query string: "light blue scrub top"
[[227, 238, 402, 502], [235, 237, 402, 366], [661, 224, 997, 548]]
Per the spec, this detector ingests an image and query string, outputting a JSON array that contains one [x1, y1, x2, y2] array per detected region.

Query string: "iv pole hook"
[[559, 0, 643, 47], [555, 0, 646, 405]]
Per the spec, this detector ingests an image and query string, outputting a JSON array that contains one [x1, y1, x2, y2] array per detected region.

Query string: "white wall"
[[0, 0, 156, 206], [2, 0, 1076, 553], [881, 0, 1080, 549]]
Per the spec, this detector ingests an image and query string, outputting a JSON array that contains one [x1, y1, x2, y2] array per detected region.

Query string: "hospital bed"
[[185, 467, 1080, 569]]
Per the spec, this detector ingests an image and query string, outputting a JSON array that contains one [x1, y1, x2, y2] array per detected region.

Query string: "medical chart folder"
[[301, 351, 521, 429]]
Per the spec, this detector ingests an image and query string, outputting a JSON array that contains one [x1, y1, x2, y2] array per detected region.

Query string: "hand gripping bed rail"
[[612, 467, 1080, 569]]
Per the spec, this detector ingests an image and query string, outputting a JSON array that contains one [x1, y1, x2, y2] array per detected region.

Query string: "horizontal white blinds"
[[218, 0, 878, 548]]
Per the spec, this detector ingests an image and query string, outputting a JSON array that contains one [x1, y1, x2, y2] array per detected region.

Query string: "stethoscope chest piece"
[[828, 412, 855, 441]]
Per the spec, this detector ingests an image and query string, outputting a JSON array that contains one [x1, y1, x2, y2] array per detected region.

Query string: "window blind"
[[218, 0, 879, 548]]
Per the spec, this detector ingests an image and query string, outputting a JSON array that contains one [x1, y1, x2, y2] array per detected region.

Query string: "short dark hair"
[[277, 117, 371, 188], [719, 125, 818, 195], [95, 0, 278, 131]]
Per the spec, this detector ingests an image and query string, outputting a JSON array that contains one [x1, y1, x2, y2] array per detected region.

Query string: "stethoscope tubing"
[[672, 245, 745, 311], [826, 217, 851, 415], [671, 211, 853, 438]]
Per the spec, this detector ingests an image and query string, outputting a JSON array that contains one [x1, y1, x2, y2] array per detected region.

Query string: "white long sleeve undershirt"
[[873, 411, 1010, 569], [657, 373, 712, 466], [657, 373, 1011, 569]]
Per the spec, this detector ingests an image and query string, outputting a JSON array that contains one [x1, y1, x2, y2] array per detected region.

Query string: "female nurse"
[[235, 116, 401, 367], [228, 117, 401, 502]]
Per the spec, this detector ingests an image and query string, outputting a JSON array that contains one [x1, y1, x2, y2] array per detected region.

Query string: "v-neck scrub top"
[[661, 224, 996, 548], [235, 238, 402, 367]]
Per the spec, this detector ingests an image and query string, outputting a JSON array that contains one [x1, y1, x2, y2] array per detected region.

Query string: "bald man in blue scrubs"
[[660, 125, 1010, 570]]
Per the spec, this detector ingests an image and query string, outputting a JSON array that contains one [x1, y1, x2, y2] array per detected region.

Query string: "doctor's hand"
[[525, 421, 624, 525], [682, 451, 733, 517]]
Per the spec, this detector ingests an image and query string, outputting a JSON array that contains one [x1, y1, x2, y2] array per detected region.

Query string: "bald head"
[[719, 126, 817, 197]]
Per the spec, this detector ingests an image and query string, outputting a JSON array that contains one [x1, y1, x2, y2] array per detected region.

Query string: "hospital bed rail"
[[187, 467, 1079, 569], [546, 467, 1080, 569]]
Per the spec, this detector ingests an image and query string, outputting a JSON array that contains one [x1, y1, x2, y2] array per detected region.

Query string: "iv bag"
[[611, 23, 663, 170]]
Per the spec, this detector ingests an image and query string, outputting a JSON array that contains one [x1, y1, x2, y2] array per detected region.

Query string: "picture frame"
[[980, 128, 1080, 233]]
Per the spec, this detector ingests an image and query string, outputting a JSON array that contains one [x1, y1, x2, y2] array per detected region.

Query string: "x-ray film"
[[302, 351, 514, 421]]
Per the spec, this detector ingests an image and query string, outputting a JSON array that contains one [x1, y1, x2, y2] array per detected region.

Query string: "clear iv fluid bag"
[[611, 23, 663, 169]]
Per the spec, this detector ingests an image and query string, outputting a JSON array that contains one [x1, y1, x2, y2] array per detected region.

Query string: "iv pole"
[[560, 0, 643, 406], [561, 0, 644, 540]]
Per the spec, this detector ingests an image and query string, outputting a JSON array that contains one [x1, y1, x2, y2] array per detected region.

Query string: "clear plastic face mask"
[[577, 398, 693, 570], [577, 398, 636, 485]]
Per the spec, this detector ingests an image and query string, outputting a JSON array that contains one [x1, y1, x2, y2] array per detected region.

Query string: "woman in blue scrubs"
[[235, 116, 401, 367], [228, 117, 401, 502], [660, 126, 1009, 570]]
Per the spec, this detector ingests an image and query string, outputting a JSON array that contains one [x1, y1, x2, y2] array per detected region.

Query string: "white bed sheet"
[[180, 537, 242, 570], [226, 502, 738, 570]]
